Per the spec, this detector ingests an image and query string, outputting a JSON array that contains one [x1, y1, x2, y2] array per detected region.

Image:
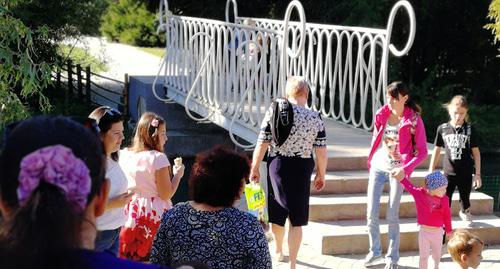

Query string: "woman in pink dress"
[[119, 112, 185, 261]]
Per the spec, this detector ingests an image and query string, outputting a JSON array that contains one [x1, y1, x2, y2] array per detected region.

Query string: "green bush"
[[57, 45, 108, 73], [100, 0, 162, 47]]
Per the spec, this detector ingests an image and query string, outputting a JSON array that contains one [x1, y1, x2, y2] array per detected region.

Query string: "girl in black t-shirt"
[[428, 95, 482, 227]]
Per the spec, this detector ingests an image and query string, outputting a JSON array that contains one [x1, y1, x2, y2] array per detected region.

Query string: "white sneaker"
[[384, 263, 399, 269], [364, 253, 383, 267], [459, 209, 474, 227]]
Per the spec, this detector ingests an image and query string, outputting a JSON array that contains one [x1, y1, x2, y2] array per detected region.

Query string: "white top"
[[96, 157, 129, 230], [371, 122, 403, 172]]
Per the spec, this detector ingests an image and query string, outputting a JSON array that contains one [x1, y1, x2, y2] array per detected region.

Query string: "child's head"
[[131, 112, 167, 153], [386, 81, 421, 114], [425, 171, 448, 197], [285, 76, 309, 99], [445, 95, 468, 125], [447, 229, 484, 269], [89, 106, 124, 161]]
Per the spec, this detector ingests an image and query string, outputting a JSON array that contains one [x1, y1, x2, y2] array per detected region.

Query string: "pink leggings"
[[418, 228, 443, 269]]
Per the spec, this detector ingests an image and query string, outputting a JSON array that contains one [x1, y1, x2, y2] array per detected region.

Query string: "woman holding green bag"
[[250, 76, 328, 269]]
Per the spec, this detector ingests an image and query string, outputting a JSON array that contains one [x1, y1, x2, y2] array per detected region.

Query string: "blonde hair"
[[130, 112, 166, 153], [285, 76, 309, 98], [242, 18, 256, 27], [447, 229, 483, 263], [444, 95, 469, 122]]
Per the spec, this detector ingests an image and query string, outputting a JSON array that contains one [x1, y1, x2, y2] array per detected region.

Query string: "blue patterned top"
[[150, 202, 272, 269]]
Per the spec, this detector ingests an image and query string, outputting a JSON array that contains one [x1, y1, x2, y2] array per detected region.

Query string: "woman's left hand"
[[473, 174, 482, 189], [390, 168, 406, 181], [313, 174, 325, 191]]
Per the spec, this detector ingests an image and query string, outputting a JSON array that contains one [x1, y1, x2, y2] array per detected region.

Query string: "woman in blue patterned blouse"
[[150, 146, 272, 269]]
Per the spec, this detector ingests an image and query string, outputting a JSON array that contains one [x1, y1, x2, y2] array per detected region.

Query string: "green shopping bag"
[[245, 181, 266, 210]]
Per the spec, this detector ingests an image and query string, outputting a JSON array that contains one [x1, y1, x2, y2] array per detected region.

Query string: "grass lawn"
[[137, 47, 165, 58], [58, 45, 108, 73]]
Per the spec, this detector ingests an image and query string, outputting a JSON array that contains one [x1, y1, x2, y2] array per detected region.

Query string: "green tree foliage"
[[100, 0, 162, 47], [1, 0, 108, 130], [486, 0, 500, 43], [0, 5, 52, 128]]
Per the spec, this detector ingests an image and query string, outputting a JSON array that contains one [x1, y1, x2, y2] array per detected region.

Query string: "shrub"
[[100, 0, 162, 47]]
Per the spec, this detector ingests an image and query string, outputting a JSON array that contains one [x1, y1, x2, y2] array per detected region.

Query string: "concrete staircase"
[[305, 119, 500, 255]]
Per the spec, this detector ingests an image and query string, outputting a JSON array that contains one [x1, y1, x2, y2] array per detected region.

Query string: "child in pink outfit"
[[398, 171, 452, 269], [119, 112, 185, 261]]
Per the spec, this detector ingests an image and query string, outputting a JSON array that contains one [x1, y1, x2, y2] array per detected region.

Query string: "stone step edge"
[[306, 215, 500, 237]]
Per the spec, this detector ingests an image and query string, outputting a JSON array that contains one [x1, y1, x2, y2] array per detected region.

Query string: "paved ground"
[[268, 232, 500, 269], [65, 36, 163, 107]]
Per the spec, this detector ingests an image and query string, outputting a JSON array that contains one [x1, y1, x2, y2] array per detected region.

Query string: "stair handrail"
[[152, 0, 175, 103], [228, 39, 265, 148], [225, 0, 238, 23], [279, 0, 306, 95], [184, 32, 216, 122]]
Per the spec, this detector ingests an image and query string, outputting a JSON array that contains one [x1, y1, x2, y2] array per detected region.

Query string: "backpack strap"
[[270, 98, 294, 147], [410, 111, 419, 156]]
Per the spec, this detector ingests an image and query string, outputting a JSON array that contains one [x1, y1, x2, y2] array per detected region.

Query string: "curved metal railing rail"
[[155, 0, 416, 146]]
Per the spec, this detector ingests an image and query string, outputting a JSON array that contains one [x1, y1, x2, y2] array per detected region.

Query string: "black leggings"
[[446, 173, 473, 210]]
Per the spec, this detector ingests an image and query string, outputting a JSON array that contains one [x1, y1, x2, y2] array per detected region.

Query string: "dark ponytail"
[[0, 183, 83, 268], [0, 116, 105, 269], [387, 81, 421, 113]]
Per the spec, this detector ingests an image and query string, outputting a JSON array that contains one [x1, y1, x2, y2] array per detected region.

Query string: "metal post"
[[76, 64, 83, 100], [67, 60, 73, 96], [85, 66, 91, 104], [124, 73, 130, 118]]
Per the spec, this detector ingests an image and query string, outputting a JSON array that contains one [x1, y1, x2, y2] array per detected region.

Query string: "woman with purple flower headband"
[[119, 112, 185, 261], [0, 116, 165, 269]]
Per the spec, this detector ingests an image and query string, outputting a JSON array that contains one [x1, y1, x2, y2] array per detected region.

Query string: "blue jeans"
[[95, 227, 121, 256], [366, 168, 403, 264]]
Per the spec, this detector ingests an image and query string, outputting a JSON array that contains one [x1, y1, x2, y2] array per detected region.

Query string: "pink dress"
[[118, 149, 172, 261]]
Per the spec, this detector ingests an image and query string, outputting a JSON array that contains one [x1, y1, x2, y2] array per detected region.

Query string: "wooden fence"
[[53, 59, 129, 117]]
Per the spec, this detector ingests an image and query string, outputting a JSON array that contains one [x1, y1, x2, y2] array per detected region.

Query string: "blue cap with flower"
[[426, 171, 448, 190]]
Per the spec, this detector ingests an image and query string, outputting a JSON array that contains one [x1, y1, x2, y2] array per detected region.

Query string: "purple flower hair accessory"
[[151, 118, 159, 128], [16, 145, 92, 212]]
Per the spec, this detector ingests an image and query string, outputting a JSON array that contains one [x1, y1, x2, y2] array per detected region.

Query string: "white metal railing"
[[154, 0, 415, 147]]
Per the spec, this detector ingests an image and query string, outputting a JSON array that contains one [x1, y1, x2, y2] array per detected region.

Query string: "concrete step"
[[310, 169, 428, 195], [305, 215, 500, 255], [309, 191, 493, 221], [326, 151, 443, 171]]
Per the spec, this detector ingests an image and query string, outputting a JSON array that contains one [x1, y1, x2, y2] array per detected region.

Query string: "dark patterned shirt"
[[149, 202, 272, 269]]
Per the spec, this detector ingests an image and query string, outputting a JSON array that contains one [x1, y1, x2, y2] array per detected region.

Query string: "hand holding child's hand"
[[173, 157, 185, 179], [473, 174, 482, 189], [314, 174, 325, 191], [390, 168, 406, 181]]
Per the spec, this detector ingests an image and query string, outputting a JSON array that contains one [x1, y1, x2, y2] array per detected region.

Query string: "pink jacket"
[[400, 178, 452, 234], [367, 104, 428, 176]]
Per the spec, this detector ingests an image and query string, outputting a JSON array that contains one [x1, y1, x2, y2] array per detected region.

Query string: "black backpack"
[[269, 98, 294, 146]]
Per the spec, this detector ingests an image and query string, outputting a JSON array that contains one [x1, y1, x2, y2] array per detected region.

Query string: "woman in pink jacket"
[[364, 81, 428, 269]]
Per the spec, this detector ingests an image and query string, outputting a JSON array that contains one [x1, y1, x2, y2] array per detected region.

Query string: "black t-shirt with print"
[[434, 122, 478, 176]]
